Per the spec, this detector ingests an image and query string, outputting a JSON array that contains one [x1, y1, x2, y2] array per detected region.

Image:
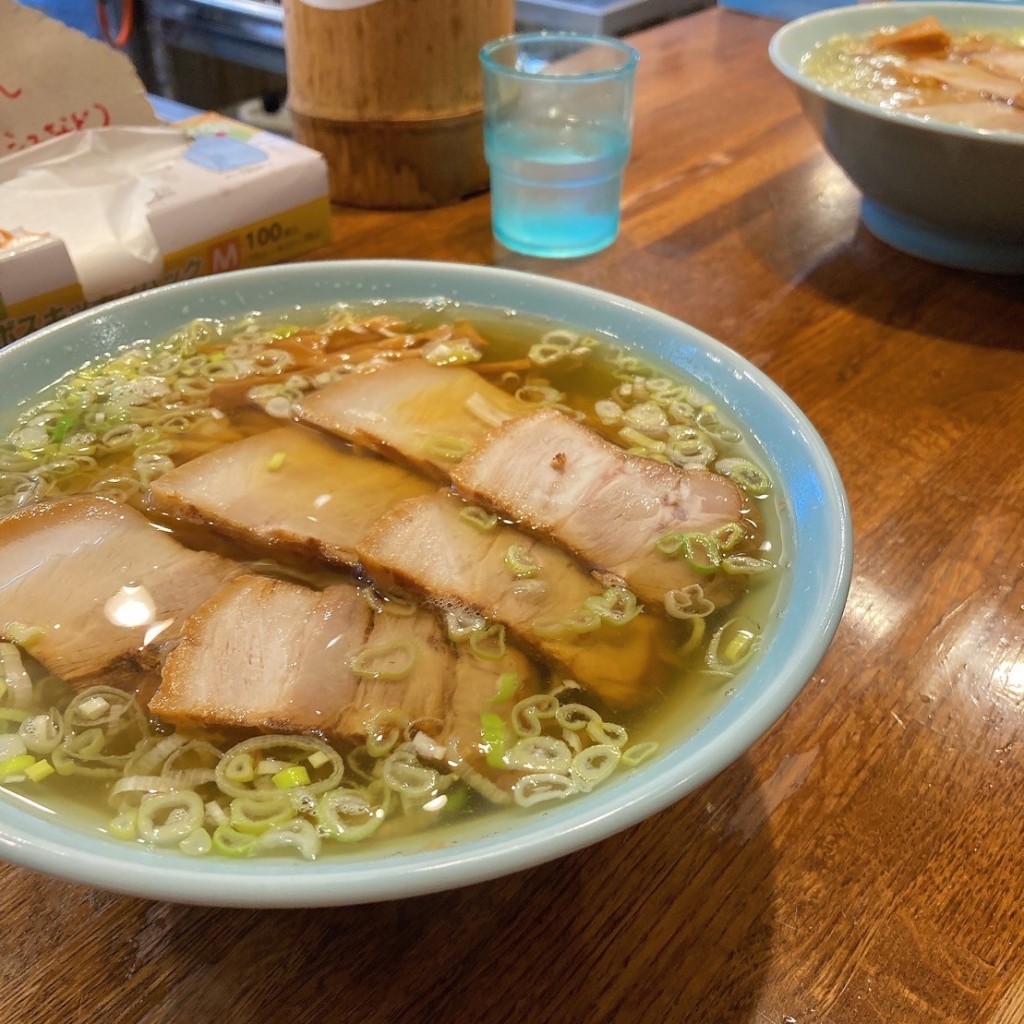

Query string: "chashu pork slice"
[[149, 425, 433, 569], [150, 575, 372, 735], [0, 496, 239, 684], [151, 572, 540, 745], [334, 600, 454, 740], [293, 360, 527, 482], [446, 644, 539, 763], [357, 491, 674, 709], [451, 407, 749, 607]]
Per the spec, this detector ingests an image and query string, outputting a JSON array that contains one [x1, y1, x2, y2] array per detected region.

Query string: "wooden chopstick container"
[[281, 0, 514, 210]]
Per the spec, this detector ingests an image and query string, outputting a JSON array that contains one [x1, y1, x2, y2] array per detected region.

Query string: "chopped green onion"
[[316, 789, 385, 842], [179, 829, 212, 857], [618, 427, 666, 452], [211, 824, 258, 857], [664, 584, 715, 620], [469, 624, 506, 661], [554, 703, 601, 732], [307, 750, 330, 770], [50, 410, 82, 444], [479, 712, 508, 769], [365, 708, 410, 758], [272, 765, 311, 789], [108, 809, 138, 840], [721, 554, 775, 576], [460, 506, 498, 531], [230, 793, 296, 833], [586, 719, 629, 748], [710, 522, 745, 551], [570, 744, 620, 792], [594, 399, 623, 426], [491, 672, 520, 705], [0, 643, 33, 709], [351, 639, 417, 680], [529, 341, 571, 366], [0, 753, 36, 778], [425, 340, 482, 367], [715, 458, 771, 496], [49, 746, 77, 776], [4, 622, 44, 648], [214, 736, 342, 799], [510, 773, 577, 807], [508, 736, 572, 774], [381, 751, 437, 799], [504, 545, 539, 579], [656, 531, 720, 574], [75, 695, 110, 721], [516, 384, 564, 405], [422, 435, 472, 462], [511, 694, 559, 738], [705, 618, 761, 672], [224, 752, 255, 783], [137, 791, 205, 845], [266, 451, 287, 471], [621, 741, 659, 767], [23, 759, 54, 782], [253, 819, 321, 860], [623, 400, 669, 436], [678, 615, 707, 657], [445, 607, 486, 641], [584, 586, 640, 627]]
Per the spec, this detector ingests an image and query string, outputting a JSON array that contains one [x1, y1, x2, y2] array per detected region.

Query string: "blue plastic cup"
[[480, 32, 639, 259]]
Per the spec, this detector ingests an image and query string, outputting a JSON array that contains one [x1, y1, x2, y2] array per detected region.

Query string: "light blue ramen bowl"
[[0, 261, 852, 907], [770, 2, 1024, 273]]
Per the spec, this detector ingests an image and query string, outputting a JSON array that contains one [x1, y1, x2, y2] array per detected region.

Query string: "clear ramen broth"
[[801, 17, 1024, 134], [0, 302, 786, 860]]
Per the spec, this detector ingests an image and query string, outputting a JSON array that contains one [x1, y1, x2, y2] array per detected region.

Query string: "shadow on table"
[[733, 165, 1024, 353], [73, 754, 780, 1024]]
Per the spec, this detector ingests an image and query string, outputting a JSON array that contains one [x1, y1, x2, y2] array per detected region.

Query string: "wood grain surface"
[[3, 9, 1024, 1024]]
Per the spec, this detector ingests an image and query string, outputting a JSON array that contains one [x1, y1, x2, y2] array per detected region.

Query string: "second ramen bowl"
[[770, 1, 1024, 273]]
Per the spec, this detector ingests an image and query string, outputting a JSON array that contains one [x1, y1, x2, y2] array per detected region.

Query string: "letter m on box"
[[209, 237, 241, 274]]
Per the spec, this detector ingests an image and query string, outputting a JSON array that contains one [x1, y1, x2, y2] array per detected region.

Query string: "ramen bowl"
[[0, 261, 852, 907], [770, 2, 1024, 273]]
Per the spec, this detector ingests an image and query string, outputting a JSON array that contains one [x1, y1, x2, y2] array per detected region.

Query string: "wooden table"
[[5, 8, 1024, 1023]]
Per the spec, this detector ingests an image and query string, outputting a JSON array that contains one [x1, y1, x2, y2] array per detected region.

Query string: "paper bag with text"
[[1, 0, 158, 155]]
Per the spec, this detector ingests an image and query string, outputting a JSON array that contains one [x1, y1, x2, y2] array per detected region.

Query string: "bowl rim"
[[768, 0, 1024, 146], [0, 260, 853, 907], [479, 31, 640, 82]]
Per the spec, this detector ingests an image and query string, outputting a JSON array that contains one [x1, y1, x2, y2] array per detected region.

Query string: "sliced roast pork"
[[0, 496, 238, 683], [334, 600, 454, 739], [150, 575, 372, 734], [446, 645, 539, 759], [357, 491, 673, 709], [293, 360, 527, 481], [149, 425, 433, 569], [150, 572, 539, 745], [902, 56, 1024, 103], [451, 407, 749, 607]]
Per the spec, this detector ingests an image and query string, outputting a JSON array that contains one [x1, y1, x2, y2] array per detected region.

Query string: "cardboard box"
[[0, 112, 332, 346]]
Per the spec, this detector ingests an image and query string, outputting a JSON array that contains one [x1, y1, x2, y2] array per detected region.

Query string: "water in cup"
[[487, 121, 631, 258], [480, 33, 639, 259]]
